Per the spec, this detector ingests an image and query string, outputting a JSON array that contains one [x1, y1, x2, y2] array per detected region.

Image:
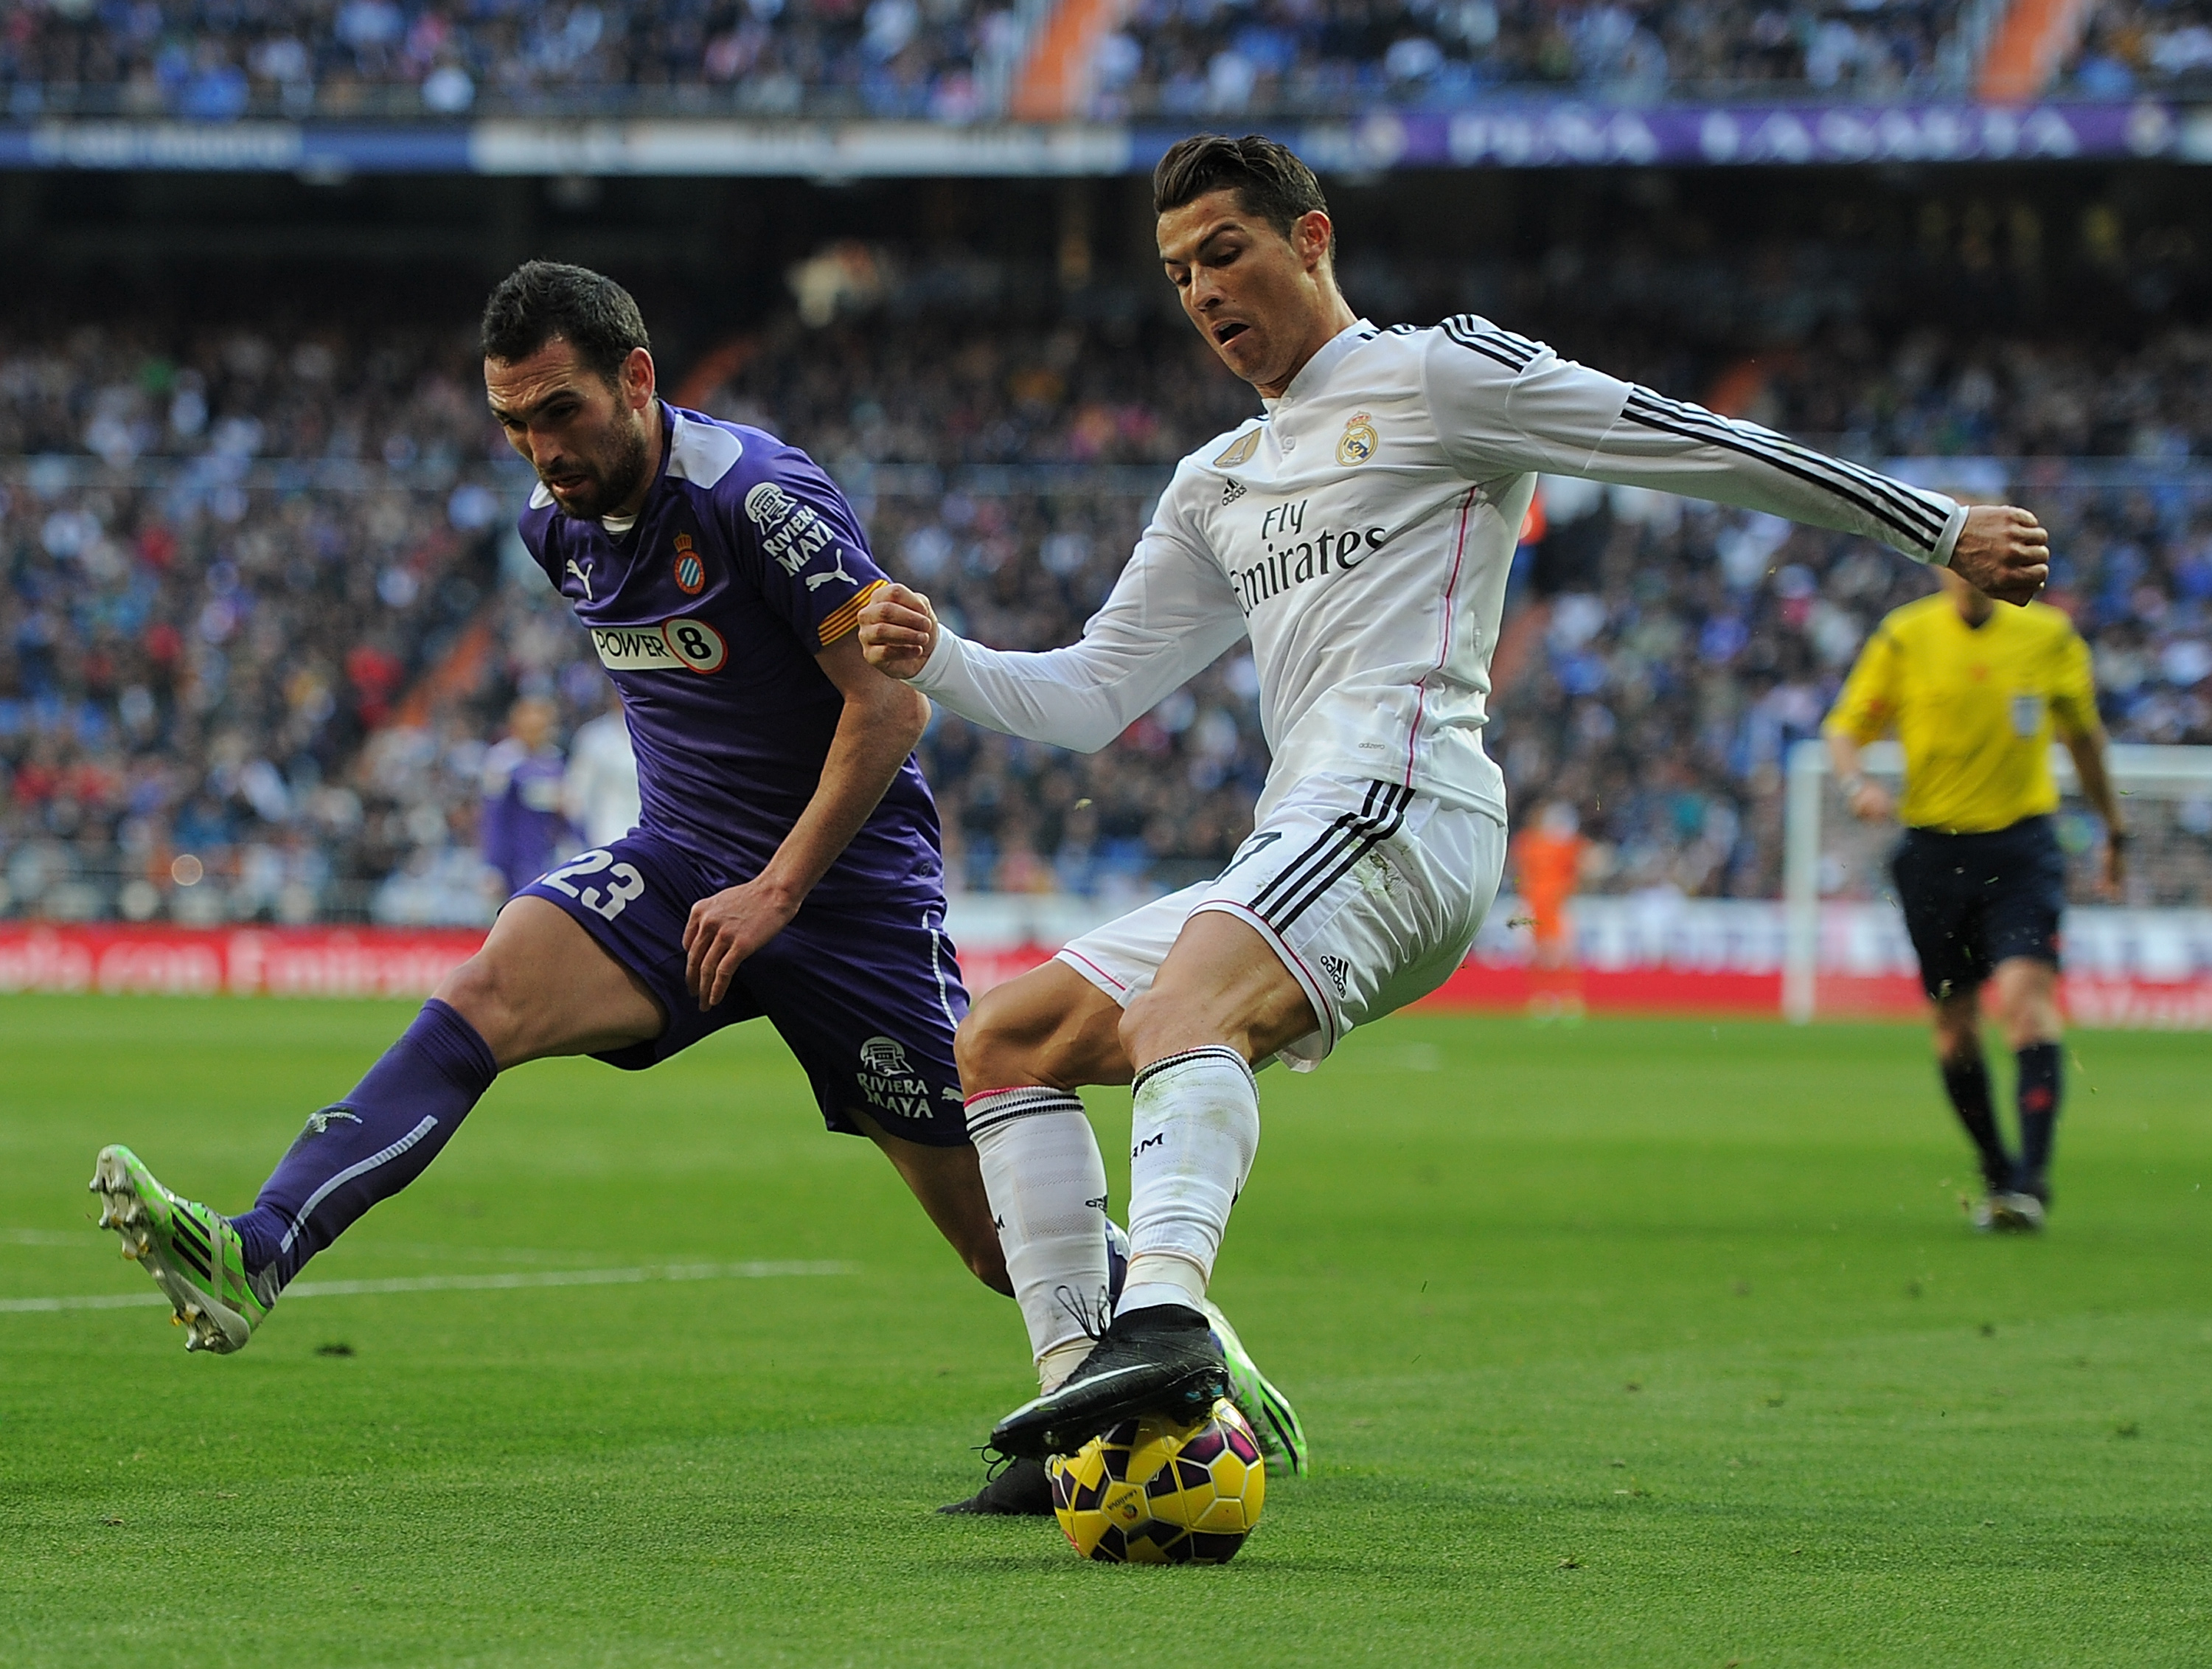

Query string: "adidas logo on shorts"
[[1318, 955, 1351, 997]]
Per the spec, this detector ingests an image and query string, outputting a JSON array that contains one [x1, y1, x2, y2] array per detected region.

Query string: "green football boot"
[[89, 1145, 276, 1354], [1203, 1297, 1309, 1477]]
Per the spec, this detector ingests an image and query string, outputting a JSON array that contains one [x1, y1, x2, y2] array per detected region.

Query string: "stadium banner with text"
[[2, 906, 2206, 1025], [0, 925, 483, 999], [0, 102, 2200, 177]]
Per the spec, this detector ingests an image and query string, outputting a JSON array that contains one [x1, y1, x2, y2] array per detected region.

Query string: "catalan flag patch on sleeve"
[[818, 577, 887, 647]]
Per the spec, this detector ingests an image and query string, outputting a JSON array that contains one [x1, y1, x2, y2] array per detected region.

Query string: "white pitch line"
[[0, 1260, 855, 1314]]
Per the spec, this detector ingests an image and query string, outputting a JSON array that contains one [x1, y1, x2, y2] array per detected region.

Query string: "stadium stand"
[[2062, 0, 2212, 93], [0, 0, 1029, 120], [0, 0, 2020, 122], [3, 220, 2210, 925], [1089, 0, 1978, 118]]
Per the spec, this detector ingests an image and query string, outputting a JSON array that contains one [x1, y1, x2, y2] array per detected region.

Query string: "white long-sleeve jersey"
[[909, 317, 1964, 824]]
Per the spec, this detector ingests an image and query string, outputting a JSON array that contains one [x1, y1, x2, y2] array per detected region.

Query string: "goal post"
[[1782, 739, 2212, 1022]]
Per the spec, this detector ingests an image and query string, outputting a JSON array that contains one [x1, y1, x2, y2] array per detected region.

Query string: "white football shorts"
[[1055, 774, 1506, 1068]]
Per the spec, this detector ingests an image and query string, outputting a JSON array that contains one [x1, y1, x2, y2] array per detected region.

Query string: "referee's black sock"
[[2015, 1042, 2062, 1199], [1938, 1053, 2012, 1194]]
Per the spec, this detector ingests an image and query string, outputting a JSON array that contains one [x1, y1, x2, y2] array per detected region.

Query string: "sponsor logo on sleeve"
[[672, 532, 706, 595], [591, 617, 728, 674], [745, 479, 838, 577], [856, 1035, 936, 1121]]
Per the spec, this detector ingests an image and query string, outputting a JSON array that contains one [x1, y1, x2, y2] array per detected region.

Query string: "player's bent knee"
[[432, 953, 517, 1047], [955, 965, 1125, 1092]]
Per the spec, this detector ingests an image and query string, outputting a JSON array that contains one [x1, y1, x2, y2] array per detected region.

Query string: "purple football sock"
[[232, 999, 498, 1288]]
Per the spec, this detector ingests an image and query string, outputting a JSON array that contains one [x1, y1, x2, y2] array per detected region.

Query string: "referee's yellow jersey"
[[1824, 593, 2098, 833]]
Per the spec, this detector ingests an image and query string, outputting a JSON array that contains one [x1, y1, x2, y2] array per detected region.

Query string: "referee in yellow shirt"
[[1825, 566, 2126, 1232]]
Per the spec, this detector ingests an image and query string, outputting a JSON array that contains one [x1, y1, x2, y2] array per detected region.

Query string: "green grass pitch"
[[3, 994, 2208, 1666]]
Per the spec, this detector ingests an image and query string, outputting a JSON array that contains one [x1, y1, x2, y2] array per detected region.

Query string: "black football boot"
[[989, 1303, 1228, 1460], [936, 1455, 1054, 1516]]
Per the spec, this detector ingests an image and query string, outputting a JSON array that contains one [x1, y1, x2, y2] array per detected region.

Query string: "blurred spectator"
[[480, 695, 571, 897], [1512, 798, 1595, 1016], [2065, 0, 2212, 94], [564, 690, 641, 849]]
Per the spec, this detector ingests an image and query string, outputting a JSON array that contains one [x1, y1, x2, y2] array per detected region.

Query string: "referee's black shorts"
[[1889, 814, 2065, 1000]]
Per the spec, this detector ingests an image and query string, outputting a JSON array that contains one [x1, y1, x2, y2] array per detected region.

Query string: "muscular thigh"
[[1128, 909, 1317, 1067], [435, 896, 665, 1069]]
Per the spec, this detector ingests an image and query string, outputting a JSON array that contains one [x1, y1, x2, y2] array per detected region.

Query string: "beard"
[[546, 412, 653, 521]]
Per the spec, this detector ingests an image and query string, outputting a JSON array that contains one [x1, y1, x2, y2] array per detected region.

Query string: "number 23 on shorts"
[[540, 848, 647, 920]]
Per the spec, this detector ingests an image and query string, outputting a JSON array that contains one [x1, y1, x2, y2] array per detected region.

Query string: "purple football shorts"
[[518, 830, 970, 1147]]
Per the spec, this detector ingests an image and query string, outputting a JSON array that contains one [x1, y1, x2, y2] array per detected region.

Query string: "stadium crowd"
[[2, 237, 2210, 925], [2065, 0, 2212, 95], [1, 0, 1026, 121], [1089, 0, 1972, 119], [0, 0, 2001, 123]]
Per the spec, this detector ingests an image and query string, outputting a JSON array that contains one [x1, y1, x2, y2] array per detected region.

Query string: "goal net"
[[1781, 740, 2212, 1024]]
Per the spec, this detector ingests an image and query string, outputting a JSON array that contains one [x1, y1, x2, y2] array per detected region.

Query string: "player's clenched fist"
[[857, 583, 939, 681], [1948, 505, 2051, 607]]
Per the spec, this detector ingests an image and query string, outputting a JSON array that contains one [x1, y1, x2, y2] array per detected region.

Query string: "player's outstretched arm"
[[858, 524, 1245, 752], [681, 634, 929, 1009], [1425, 327, 2045, 604]]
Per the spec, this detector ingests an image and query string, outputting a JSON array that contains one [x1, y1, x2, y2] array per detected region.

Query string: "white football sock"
[[964, 1086, 1112, 1389], [1118, 1046, 1259, 1319]]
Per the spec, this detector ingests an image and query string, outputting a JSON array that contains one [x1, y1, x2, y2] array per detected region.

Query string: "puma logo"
[[302, 1106, 363, 1137], [804, 549, 858, 591], [565, 558, 595, 600]]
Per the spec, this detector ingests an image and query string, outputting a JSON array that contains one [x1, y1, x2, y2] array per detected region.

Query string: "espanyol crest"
[[672, 532, 706, 595]]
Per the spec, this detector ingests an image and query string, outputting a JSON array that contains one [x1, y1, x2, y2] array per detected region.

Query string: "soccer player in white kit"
[[859, 135, 2055, 1467]]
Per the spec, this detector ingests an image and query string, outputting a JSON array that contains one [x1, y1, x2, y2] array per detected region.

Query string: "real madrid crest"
[[672, 531, 706, 595], [1336, 412, 1379, 467]]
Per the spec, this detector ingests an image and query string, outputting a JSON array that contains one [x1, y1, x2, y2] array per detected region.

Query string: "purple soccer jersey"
[[517, 403, 944, 904]]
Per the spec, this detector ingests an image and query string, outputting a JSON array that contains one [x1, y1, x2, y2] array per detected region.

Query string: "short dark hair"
[[1153, 133, 1334, 257], [480, 260, 650, 386]]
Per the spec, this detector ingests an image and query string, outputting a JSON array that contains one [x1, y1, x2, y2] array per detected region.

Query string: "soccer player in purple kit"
[[93, 261, 1301, 1518], [88, 263, 1006, 1402]]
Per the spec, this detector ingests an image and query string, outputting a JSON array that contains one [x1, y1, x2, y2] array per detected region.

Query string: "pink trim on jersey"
[[1191, 899, 1339, 1054], [1405, 485, 1478, 791]]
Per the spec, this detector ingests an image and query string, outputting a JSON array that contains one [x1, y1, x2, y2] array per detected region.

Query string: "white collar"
[[1262, 319, 1374, 413]]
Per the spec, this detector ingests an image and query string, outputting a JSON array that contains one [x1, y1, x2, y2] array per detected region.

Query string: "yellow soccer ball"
[[1047, 1398, 1266, 1564]]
